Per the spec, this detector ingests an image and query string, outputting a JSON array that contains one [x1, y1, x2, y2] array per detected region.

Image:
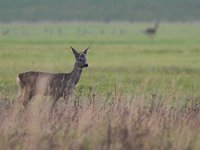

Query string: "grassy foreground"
[[0, 93, 200, 150], [0, 22, 200, 149]]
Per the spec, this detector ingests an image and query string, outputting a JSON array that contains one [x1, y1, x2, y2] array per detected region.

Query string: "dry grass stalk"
[[0, 92, 200, 150]]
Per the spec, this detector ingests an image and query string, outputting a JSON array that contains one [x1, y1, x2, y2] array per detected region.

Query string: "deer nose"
[[84, 63, 88, 68]]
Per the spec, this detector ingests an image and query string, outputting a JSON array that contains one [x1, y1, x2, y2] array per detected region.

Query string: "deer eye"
[[78, 55, 85, 61], [78, 57, 83, 61]]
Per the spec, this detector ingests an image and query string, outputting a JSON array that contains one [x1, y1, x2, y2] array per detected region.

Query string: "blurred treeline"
[[0, 0, 199, 22]]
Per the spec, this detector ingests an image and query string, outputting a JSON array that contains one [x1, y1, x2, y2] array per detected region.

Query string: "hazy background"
[[0, 0, 200, 22], [1, 1, 200, 150]]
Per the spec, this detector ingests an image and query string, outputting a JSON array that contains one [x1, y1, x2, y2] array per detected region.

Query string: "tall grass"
[[0, 90, 200, 150]]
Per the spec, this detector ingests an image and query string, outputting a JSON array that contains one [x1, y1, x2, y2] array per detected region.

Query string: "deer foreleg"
[[18, 87, 33, 107], [64, 86, 74, 104]]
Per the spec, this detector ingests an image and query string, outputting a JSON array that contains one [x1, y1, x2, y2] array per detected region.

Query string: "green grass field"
[[1, 22, 200, 98], [0, 22, 200, 149]]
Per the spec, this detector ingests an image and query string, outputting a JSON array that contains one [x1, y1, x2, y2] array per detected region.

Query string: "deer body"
[[145, 22, 159, 37], [16, 47, 89, 106]]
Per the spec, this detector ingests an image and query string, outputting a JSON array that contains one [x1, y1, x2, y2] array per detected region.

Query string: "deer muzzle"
[[83, 63, 88, 68]]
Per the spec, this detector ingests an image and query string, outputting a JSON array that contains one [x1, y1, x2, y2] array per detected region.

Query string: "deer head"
[[71, 47, 89, 69]]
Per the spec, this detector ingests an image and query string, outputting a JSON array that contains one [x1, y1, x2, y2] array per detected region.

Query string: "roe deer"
[[16, 47, 89, 107], [144, 22, 159, 37]]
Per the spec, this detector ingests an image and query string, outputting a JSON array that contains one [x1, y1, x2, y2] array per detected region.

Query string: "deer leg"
[[50, 95, 59, 113], [63, 93, 69, 105], [21, 87, 34, 107], [50, 100, 57, 113], [16, 88, 27, 103], [64, 87, 74, 104], [13, 87, 30, 107], [22, 92, 32, 106]]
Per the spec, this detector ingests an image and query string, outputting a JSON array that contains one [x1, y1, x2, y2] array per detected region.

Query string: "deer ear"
[[71, 47, 79, 57], [83, 47, 89, 55]]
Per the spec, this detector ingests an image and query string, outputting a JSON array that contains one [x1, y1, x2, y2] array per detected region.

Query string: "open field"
[[0, 22, 200, 149]]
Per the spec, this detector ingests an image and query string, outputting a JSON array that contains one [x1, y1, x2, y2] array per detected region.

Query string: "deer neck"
[[69, 63, 83, 85]]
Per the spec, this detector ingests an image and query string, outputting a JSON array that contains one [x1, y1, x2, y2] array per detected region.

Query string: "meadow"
[[0, 22, 200, 149]]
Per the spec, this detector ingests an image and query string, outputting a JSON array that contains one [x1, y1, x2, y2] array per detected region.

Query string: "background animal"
[[144, 22, 159, 37]]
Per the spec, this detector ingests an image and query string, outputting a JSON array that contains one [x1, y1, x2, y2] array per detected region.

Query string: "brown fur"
[[16, 47, 89, 107]]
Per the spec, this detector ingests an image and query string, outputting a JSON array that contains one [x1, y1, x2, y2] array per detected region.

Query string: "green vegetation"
[[0, 0, 200, 22], [0, 22, 200, 149], [1, 22, 200, 98]]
